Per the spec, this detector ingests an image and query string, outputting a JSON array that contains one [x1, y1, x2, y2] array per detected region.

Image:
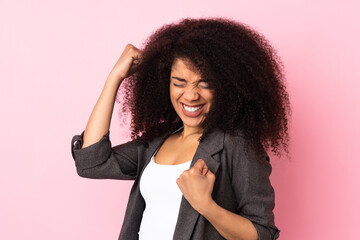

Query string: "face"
[[170, 58, 214, 131]]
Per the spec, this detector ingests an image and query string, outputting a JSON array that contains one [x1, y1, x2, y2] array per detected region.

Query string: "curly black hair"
[[119, 17, 291, 156]]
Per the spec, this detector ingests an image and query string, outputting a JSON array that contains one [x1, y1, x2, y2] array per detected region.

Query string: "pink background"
[[1, 0, 359, 239]]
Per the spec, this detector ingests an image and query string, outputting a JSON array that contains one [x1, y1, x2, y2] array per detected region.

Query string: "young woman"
[[71, 17, 290, 240]]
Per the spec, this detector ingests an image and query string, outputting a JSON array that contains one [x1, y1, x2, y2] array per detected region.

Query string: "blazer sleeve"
[[227, 135, 280, 240], [70, 130, 141, 180]]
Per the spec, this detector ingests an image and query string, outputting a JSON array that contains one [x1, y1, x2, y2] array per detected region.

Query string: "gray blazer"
[[71, 127, 280, 240]]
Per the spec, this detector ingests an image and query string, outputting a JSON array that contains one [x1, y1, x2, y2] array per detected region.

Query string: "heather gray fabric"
[[71, 127, 280, 240]]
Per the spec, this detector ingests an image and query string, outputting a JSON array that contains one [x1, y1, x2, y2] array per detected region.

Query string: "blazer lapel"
[[139, 126, 186, 181], [139, 127, 180, 178], [173, 128, 225, 240]]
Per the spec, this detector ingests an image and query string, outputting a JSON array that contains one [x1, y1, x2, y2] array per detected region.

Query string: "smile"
[[182, 103, 204, 113], [180, 103, 205, 117]]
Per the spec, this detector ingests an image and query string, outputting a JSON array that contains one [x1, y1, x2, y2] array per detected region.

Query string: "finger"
[[194, 159, 205, 168], [206, 170, 216, 180], [195, 159, 208, 175], [181, 169, 189, 176], [132, 51, 142, 61], [190, 163, 204, 175]]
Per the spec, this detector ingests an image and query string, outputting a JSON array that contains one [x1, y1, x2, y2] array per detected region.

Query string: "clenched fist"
[[176, 158, 216, 214]]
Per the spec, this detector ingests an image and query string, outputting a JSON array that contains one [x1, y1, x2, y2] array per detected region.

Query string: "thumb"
[[196, 159, 208, 175]]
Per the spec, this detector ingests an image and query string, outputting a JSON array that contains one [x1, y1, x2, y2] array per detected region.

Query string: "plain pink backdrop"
[[1, 0, 359, 239]]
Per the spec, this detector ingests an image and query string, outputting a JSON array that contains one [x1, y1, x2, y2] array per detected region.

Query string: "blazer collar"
[[146, 126, 225, 161], [144, 126, 225, 240]]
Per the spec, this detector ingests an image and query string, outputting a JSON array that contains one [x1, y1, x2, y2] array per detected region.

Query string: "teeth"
[[183, 104, 203, 113]]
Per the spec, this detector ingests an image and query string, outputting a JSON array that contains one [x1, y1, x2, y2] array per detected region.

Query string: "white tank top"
[[138, 148, 192, 239]]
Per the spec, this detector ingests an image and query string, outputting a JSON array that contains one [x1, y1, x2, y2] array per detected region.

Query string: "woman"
[[71, 17, 290, 240]]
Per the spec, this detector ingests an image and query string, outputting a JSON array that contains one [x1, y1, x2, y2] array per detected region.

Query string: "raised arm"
[[82, 44, 142, 148], [70, 44, 143, 180]]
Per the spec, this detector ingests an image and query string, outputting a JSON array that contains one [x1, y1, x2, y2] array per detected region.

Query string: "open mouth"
[[182, 103, 204, 112], [180, 103, 205, 117]]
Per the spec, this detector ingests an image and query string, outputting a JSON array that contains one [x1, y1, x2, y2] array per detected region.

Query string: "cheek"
[[204, 91, 214, 105], [169, 87, 179, 106], [170, 87, 182, 100]]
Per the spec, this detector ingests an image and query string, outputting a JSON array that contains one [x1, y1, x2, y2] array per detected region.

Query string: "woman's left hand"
[[176, 159, 216, 214]]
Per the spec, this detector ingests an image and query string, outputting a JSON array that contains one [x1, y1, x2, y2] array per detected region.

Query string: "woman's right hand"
[[108, 44, 142, 84]]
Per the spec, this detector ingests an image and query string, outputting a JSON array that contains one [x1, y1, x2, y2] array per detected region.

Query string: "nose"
[[183, 86, 200, 101]]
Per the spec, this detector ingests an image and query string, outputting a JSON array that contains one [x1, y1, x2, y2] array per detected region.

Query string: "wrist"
[[196, 197, 217, 216], [106, 72, 124, 86]]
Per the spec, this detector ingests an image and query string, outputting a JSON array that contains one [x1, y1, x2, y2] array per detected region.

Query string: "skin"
[[82, 44, 258, 239], [162, 58, 258, 240], [81, 44, 142, 148], [154, 58, 213, 165], [170, 58, 214, 137], [177, 159, 259, 240]]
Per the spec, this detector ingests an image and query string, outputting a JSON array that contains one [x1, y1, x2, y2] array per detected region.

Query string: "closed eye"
[[198, 82, 210, 89], [173, 83, 185, 87], [172, 77, 186, 87], [171, 76, 210, 89]]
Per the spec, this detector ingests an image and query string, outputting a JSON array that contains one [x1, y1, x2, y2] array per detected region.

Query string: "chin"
[[180, 118, 204, 129]]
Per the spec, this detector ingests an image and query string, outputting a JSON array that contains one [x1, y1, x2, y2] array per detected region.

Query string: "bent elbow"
[[75, 167, 97, 179]]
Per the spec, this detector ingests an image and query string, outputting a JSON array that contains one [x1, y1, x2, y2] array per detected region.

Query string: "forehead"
[[171, 58, 202, 77]]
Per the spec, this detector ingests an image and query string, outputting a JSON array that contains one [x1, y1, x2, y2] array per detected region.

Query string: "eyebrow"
[[172, 77, 207, 82]]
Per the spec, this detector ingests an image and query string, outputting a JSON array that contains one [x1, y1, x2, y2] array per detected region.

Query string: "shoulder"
[[223, 129, 269, 159], [221, 129, 272, 175]]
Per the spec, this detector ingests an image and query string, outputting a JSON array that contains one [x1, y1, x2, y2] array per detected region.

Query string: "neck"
[[180, 125, 203, 139]]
